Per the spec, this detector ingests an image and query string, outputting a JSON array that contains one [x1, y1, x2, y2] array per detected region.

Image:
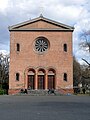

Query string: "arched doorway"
[[38, 69, 45, 89], [48, 69, 55, 89], [28, 69, 35, 89]]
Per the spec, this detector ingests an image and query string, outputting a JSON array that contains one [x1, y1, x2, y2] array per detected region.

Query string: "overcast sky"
[[0, 0, 90, 64]]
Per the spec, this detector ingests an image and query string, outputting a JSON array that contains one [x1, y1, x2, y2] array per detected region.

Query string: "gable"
[[15, 20, 63, 29], [8, 15, 74, 31]]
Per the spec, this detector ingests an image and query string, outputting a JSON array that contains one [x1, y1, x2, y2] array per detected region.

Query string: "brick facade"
[[9, 15, 74, 95]]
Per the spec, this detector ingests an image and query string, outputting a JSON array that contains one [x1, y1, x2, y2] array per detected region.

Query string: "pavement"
[[0, 95, 90, 120]]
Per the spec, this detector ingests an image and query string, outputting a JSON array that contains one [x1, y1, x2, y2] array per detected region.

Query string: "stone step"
[[28, 90, 48, 94], [18, 89, 63, 96]]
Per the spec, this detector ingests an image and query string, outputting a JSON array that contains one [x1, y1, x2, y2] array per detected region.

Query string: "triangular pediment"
[[8, 15, 74, 31]]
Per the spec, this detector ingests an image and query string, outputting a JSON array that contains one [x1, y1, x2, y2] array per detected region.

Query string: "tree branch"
[[82, 58, 90, 67]]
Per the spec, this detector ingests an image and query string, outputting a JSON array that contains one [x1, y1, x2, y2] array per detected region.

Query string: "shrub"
[[0, 89, 6, 95]]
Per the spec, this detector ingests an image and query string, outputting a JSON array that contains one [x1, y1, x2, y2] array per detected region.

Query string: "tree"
[[0, 53, 9, 87], [77, 22, 90, 93], [73, 56, 81, 87], [79, 27, 90, 90], [79, 28, 90, 53], [81, 59, 90, 90]]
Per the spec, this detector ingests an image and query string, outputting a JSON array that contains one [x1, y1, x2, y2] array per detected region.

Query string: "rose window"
[[34, 37, 49, 53]]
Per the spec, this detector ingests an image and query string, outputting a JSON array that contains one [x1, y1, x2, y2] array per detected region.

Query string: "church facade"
[[8, 15, 74, 94]]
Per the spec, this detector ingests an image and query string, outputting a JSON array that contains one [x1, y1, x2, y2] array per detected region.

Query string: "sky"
[[0, 0, 90, 64]]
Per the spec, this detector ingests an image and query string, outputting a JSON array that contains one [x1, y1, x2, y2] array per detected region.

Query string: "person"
[[48, 88, 56, 95], [48, 88, 51, 94], [20, 89, 24, 93], [28, 85, 31, 90], [24, 89, 28, 94], [82, 88, 85, 94]]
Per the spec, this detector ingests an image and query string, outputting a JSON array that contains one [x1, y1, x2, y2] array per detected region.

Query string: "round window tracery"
[[34, 37, 49, 53]]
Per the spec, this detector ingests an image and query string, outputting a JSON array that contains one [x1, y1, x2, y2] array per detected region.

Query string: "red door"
[[48, 75, 55, 89], [28, 75, 35, 89], [38, 75, 45, 89]]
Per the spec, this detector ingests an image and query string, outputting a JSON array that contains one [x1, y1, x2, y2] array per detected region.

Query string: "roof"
[[8, 14, 74, 32]]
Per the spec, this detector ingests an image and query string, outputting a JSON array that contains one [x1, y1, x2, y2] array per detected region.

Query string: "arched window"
[[16, 73, 19, 81], [48, 69, 55, 89], [38, 69, 45, 89], [28, 69, 35, 89], [17, 43, 20, 51], [63, 73, 67, 81], [63, 43, 67, 52]]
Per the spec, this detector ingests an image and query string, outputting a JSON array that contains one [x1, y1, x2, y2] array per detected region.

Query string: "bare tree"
[[81, 58, 90, 93], [79, 30, 90, 53], [0, 53, 9, 85], [79, 22, 90, 86], [73, 56, 81, 86]]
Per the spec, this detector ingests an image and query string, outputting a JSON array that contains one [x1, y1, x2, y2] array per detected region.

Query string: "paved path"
[[0, 95, 90, 120]]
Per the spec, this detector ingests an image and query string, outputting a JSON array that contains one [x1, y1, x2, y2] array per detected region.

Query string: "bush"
[[0, 89, 6, 95]]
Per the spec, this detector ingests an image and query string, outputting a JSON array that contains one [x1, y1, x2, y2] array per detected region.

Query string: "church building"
[[8, 15, 74, 94]]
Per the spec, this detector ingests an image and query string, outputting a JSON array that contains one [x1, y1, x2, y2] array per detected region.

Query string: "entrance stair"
[[18, 89, 63, 96]]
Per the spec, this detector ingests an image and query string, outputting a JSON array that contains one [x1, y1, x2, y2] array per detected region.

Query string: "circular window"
[[34, 37, 49, 53]]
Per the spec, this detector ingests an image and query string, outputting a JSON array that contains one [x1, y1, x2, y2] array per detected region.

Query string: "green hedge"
[[0, 89, 7, 95]]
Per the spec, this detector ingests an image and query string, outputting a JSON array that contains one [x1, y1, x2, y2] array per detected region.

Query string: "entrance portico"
[[27, 68, 56, 90]]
